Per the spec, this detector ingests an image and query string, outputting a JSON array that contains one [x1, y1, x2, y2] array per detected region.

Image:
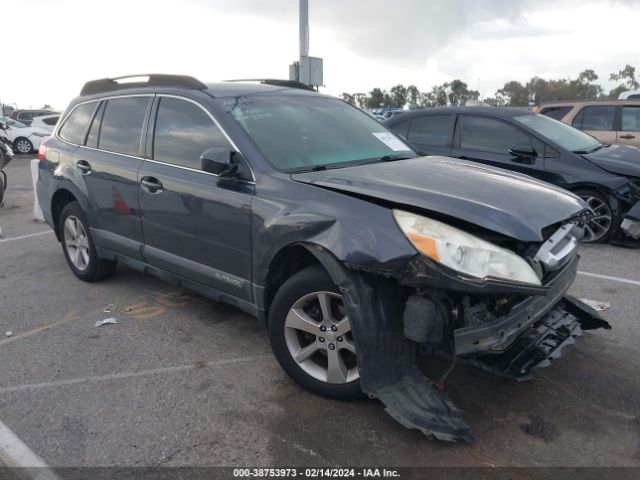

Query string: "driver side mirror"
[[200, 147, 239, 177], [508, 143, 537, 158]]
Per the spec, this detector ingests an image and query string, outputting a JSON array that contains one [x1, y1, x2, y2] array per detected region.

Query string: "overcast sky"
[[1, 0, 638, 109]]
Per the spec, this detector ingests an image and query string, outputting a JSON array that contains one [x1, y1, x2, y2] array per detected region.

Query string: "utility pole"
[[289, 0, 323, 88]]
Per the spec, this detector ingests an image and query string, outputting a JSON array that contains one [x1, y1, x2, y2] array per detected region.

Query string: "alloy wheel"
[[63, 215, 90, 271], [15, 139, 32, 154], [284, 291, 359, 384], [579, 194, 612, 242]]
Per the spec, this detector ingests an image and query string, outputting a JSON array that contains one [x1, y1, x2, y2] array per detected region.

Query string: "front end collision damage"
[[302, 235, 611, 444]]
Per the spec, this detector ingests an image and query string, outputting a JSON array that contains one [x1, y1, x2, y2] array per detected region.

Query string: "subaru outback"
[[37, 75, 611, 443]]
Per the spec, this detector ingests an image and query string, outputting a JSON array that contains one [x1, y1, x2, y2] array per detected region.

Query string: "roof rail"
[[80, 74, 207, 96], [224, 79, 316, 91]]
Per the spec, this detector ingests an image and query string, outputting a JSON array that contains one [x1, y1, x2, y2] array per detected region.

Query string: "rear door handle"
[[619, 134, 636, 139], [140, 176, 163, 193], [76, 160, 92, 174]]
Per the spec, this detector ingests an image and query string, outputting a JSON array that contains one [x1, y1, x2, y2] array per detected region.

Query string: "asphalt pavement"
[[0, 155, 639, 471]]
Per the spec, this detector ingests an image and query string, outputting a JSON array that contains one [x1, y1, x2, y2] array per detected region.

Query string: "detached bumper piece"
[[612, 201, 640, 248], [464, 296, 611, 382]]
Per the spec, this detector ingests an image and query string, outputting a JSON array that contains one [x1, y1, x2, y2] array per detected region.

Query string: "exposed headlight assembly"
[[393, 210, 541, 286]]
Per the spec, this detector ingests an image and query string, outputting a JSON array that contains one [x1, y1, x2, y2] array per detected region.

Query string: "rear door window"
[[539, 106, 572, 121], [621, 106, 640, 131], [152, 97, 230, 170], [58, 103, 96, 144], [43, 116, 59, 126], [460, 116, 532, 154], [98, 97, 150, 156], [572, 105, 615, 131], [407, 115, 452, 146]]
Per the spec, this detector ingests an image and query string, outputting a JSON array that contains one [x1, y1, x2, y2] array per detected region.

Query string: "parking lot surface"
[[1, 155, 639, 468]]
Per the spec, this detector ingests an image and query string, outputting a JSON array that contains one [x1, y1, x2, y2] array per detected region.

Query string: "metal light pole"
[[290, 0, 323, 88]]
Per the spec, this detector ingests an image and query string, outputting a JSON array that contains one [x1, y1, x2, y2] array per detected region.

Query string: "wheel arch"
[[261, 243, 349, 327], [51, 188, 79, 240]]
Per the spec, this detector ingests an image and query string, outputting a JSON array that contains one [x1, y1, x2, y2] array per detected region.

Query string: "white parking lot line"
[[0, 418, 61, 479], [0, 230, 53, 244], [0, 354, 272, 395], [578, 270, 640, 287]]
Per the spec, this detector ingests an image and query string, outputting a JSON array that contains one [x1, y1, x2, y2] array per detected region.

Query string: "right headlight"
[[393, 210, 541, 285]]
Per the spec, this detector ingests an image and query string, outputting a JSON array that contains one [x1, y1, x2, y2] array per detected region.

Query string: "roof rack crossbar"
[[224, 78, 315, 91], [80, 74, 207, 96]]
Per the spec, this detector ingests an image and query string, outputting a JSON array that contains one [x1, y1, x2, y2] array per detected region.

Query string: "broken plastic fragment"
[[578, 298, 610, 312], [5, 331, 13, 337], [103, 303, 114, 313], [95, 318, 117, 327]]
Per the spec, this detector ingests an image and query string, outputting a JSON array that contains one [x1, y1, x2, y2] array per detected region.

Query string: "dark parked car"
[[384, 108, 640, 244], [37, 75, 610, 443]]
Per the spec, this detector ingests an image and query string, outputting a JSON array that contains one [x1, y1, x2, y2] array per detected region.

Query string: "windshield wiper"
[[378, 154, 416, 162], [573, 144, 604, 154]]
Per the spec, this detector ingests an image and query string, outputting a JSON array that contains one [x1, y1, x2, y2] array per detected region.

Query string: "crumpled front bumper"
[[454, 254, 581, 356]]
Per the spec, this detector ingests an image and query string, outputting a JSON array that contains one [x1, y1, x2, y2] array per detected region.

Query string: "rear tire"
[[574, 189, 614, 243], [13, 137, 33, 154], [268, 265, 363, 400], [59, 201, 117, 281]]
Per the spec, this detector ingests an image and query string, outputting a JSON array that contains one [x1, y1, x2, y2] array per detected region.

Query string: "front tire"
[[59, 202, 117, 281], [575, 189, 614, 243], [13, 137, 33, 154], [268, 265, 362, 400]]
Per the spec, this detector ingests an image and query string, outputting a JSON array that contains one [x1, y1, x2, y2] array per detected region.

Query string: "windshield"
[[514, 114, 601, 153], [226, 95, 415, 172]]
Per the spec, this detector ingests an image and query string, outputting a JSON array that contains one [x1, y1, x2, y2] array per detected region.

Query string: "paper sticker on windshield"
[[372, 132, 409, 151]]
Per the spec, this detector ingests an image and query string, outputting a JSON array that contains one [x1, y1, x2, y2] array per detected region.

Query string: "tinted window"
[[622, 106, 640, 131], [514, 114, 601, 153], [85, 102, 105, 148], [99, 97, 149, 156], [540, 106, 572, 121], [43, 116, 59, 126], [408, 115, 452, 146], [628, 94, 640, 100], [58, 103, 95, 144], [573, 105, 615, 131], [390, 120, 409, 139], [460, 116, 531, 154], [153, 97, 229, 169]]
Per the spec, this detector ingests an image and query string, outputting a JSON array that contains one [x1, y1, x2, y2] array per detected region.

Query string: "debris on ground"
[[578, 298, 611, 312], [103, 303, 115, 313], [520, 414, 558, 442], [5, 331, 13, 337], [94, 318, 117, 327]]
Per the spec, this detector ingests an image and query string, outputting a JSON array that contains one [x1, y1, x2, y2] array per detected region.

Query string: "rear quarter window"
[[58, 103, 96, 144], [539, 106, 572, 121]]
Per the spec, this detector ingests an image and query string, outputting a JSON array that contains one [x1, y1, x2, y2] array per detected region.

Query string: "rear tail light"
[[37, 142, 47, 161]]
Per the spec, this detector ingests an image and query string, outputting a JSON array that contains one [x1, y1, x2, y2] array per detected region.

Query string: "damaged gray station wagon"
[[37, 75, 611, 443]]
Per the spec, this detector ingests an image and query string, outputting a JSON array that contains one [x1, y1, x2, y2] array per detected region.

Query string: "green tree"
[[340, 93, 355, 105], [389, 84, 408, 108], [496, 81, 529, 106], [610, 65, 640, 90], [367, 88, 386, 109], [406, 85, 420, 106]]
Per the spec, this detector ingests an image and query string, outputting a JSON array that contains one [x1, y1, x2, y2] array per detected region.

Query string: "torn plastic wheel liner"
[[305, 245, 611, 444], [308, 246, 475, 444]]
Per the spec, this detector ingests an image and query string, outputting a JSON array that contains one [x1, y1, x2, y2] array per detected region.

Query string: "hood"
[[291, 156, 585, 242], [582, 144, 640, 177]]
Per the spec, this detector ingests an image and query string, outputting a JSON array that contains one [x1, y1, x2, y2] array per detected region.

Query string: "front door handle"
[[619, 134, 636, 139], [76, 160, 92, 174], [140, 176, 163, 193]]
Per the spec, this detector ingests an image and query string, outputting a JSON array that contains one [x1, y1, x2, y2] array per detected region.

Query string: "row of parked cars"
[[35, 74, 618, 443], [0, 109, 60, 153]]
